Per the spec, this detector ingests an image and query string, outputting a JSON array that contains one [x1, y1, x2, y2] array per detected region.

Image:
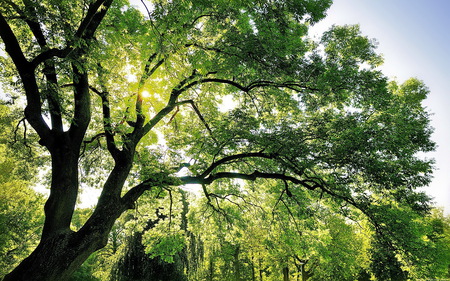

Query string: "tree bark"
[[283, 266, 290, 281], [208, 256, 215, 281], [3, 148, 133, 281], [4, 228, 105, 281], [233, 246, 241, 281]]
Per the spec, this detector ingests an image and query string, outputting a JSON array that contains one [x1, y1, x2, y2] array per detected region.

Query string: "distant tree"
[[0, 104, 44, 278], [0, 0, 436, 280]]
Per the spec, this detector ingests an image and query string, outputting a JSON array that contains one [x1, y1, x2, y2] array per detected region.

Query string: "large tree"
[[0, 0, 435, 280]]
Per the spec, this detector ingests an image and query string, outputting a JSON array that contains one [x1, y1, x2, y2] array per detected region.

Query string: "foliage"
[[0, 0, 445, 280], [0, 104, 44, 278]]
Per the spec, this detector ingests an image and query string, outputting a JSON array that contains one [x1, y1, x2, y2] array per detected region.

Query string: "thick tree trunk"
[[4, 144, 133, 280], [42, 139, 79, 240], [4, 190, 126, 281], [3, 230, 106, 281]]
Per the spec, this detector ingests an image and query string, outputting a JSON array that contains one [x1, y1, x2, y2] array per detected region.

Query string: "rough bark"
[[4, 229, 105, 281], [3, 154, 130, 281]]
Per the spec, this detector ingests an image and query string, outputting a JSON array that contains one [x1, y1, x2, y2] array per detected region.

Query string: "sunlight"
[[141, 90, 151, 98]]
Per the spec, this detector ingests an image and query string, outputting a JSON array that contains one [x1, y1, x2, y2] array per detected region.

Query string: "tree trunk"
[[4, 193, 125, 281], [233, 246, 241, 281], [4, 145, 132, 280], [300, 263, 311, 281], [208, 256, 214, 281], [3, 228, 106, 281], [259, 258, 264, 281], [251, 256, 256, 281], [283, 266, 290, 281]]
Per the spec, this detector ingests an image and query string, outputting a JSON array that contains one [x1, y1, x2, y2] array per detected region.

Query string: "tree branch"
[[199, 152, 277, 178], [75, 0, 113, 40], [31, 48, 72, 68], [89, 85, 120, 159], [121, 173, 180, 209], [170, 99, 217, 142], [138, 53, 166, 89], [0, 12, 51, 143], [180, 171, 318, 191], [7, 0, 64, 132], [137, 70, 200, 139], [197, 78, 319, 93], [68, 61, 91, 147], [22, 0, 64, 132]]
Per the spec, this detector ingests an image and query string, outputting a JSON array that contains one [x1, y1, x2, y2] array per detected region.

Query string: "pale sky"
[[309, 0, 450, 213]]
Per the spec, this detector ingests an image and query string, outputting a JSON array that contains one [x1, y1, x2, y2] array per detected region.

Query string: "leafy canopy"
[[0, 0, 439, 279]]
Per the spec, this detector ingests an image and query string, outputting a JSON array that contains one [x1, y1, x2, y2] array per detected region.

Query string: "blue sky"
[[310, 0, 450, 212]]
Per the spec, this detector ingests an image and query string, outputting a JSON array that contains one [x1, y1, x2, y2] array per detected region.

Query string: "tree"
[[0, 104, 44, 278], [0, 0, 436, 280]]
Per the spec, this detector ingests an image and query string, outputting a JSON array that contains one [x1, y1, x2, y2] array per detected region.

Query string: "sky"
[[308, 0, 450, 213]]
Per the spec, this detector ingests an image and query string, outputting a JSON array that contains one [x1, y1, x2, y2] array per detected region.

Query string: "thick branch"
[[68, 63, 91, 147], [0, 12, 51, 142], [180, 171, 318, 190], [0, 12, 30, 78], [31, 48, 72, 68], [122, 167, 319, 212], [137, 70, 200, 139], [27, 0, 113, 69], [121, 174, 180, 209], [197, 78, 319, 92], [15, 0, 64, 132], [75, 0, 113, 39], [200, 152, 277, 178]]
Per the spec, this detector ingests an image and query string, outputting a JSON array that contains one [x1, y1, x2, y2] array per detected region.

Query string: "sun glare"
[[141, 90, 151, 98]]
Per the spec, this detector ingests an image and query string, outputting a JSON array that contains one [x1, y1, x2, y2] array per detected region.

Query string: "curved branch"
[[180, 171, 318, 191], [138, 70, 200, 139], [199, 152, 277, 178], [0, 12, 51, 142], [198, 78, 320, 93], [198, 78, 249, 92], [31, 48, 71, 67], [122, 167, 318, 212], [121, 173, 180, 209], [0, 12, 30, 77]]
